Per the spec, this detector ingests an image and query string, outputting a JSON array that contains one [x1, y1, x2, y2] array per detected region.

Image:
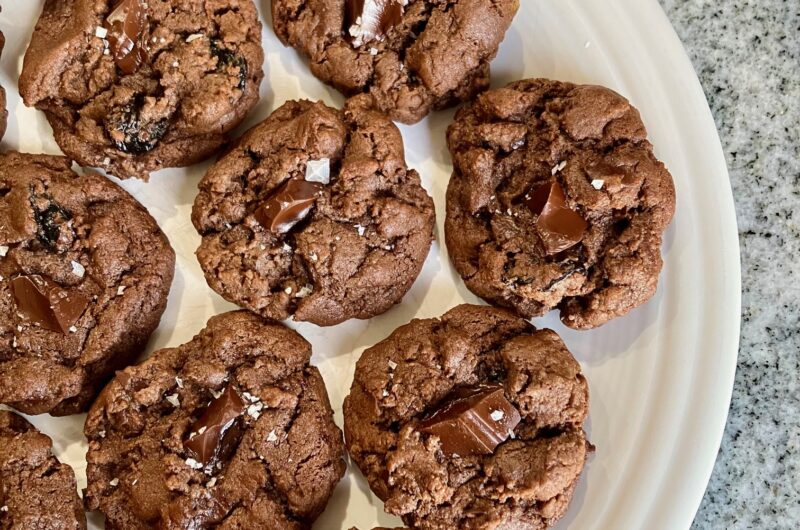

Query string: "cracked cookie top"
[[84, 311, 346, 529], [272, 0, 519, 124], [343, 304, 590, 530], [191, 95, 435, 327], [0, 411, 86, 529], [445, 79, 676, 329], [0, 152, 174, 415], [20, 0, 264, 180]]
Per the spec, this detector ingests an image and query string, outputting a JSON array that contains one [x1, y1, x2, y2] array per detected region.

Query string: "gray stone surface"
[[658, 0, 800, 528]]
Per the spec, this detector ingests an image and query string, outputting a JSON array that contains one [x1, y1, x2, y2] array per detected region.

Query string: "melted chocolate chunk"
[[184, 386, 246, 470], [10, 275, 89, 334], [104, 0, 148, 75], [345, 0, 404, 46], [105, 95, 168, 154], [30, 195, 71, 249], [526, 181, 588, 255], [210, 40, 248, 91], [253, 178, 323, 235], [418, 384, 521, 457]]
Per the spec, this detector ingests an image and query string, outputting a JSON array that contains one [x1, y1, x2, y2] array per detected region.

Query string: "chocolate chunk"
[[418, 384, 521, 457], [184, 386, 246, 469], [526, 181, 588, 255], [104, 0, 148, 75], [10, 275, 89, 334], [105, 95, 168, 154], [253, 178, 323, 235], [345, 0, 404, 46]]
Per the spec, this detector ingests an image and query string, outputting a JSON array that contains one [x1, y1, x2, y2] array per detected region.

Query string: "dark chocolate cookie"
[[445, 79, 676, 329], [192, 95, 435, 326], [0, 410, 87, 529], [0, 152, 174, 415], [20, 0, 264, 180], [272, 0, 519, 124], [343, 304, 590, 530], [84, 311, 346, 529]]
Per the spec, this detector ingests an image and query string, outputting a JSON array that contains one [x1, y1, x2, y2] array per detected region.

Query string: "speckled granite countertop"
[[657, 1, 800, 528]]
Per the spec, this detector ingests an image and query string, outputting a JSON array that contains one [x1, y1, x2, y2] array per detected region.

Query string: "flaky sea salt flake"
[[166, 393, 180, 407], [71, 260, 85, 278], [305, 158, 330, 185]]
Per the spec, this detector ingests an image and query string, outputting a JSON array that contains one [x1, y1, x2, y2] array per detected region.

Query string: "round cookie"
[[272, 0, 519, 124], [445, 79, 676, 329], [0, 152, 175, 415], [84, 311, 346, 529], [192, 96, 435, 326], [20, 0, 264, 180], [0, 410, 86, 529], [343, 304, 590, 530]]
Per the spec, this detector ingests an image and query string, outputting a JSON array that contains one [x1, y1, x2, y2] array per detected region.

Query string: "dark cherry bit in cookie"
[[19, 0, 264, 180], [272, 0, 520, 124], [84, 311, 346, 529], [0, 411, 87, 529], [445, 79, 677, 329], [192, 95, 435, 326], [0, 152, 174, 415], [344, 304, 591, 530]]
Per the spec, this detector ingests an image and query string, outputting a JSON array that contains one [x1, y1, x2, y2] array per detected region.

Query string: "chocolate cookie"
[[84, 311, 346, 529], [192, 96, 435, 326], [0, 152, 174, 415], [272, 0, 519, 124], [0, 410, 86, 529], [343, 304, 590, 530], [445, 79, 676, 329], [20, 0, 264, 180]]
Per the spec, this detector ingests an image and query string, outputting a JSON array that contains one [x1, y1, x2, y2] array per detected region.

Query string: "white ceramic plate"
[[0, 0, 740, 528]]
